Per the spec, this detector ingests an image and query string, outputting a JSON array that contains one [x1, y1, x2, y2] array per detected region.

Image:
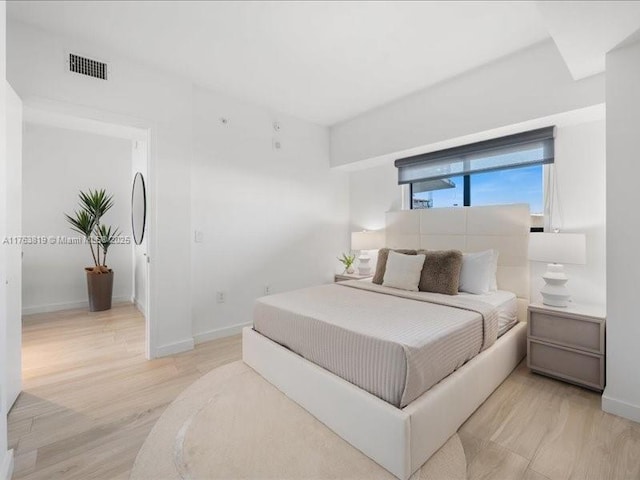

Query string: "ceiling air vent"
[[69, 53, 107, 80]]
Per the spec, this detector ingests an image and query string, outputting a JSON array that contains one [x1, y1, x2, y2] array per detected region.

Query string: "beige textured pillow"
[[417, 249, 463, 295], [372, 248, 417, 284]]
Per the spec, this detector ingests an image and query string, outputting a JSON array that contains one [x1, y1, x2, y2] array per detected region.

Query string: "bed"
[[253, 280, 517, 408], [243, 204, 529, 480]]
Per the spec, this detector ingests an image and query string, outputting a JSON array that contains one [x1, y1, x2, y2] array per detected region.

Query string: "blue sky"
[[415, 165, 543, 213]]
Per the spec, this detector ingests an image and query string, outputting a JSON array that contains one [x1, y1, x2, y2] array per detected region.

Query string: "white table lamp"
[[351, 230, 385, 276], [528, 232, 586, 307]]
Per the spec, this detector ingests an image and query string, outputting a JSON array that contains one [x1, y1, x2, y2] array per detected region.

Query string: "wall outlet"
[[194, 230, 204, 243], [216, 291, 226, 303], [264, 285, 271, 295], [272, 138, 282, 150]]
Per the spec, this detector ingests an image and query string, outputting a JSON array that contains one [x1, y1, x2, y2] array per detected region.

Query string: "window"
[[470, 165, 543, 213], [411, 165, 543, 214], [399, 127, 554, 229]]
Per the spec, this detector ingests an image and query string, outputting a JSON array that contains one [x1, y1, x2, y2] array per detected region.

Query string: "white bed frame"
[[243, 204, 530, 480]]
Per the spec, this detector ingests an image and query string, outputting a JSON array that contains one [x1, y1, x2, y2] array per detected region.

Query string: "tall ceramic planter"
[[85, 268, 114, 312]]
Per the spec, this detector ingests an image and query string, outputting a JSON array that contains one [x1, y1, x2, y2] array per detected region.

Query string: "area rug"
[[130, 361, 466, 480]]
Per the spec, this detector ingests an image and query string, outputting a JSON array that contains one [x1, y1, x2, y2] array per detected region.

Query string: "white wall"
[[349, 162, 399, 232], [348, 120, 607, 307], [603, 36, 640, 422], [348, 162, 400, 271], [21, 123, 133, 314], [191, 87, 349, 342], [8, 20, 193, 357], [530, 120, 606, 306], [8, 20, 350, 355], [331, 40, 604, 168]]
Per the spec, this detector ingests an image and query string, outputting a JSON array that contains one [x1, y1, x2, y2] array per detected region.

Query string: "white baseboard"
[[133, 296, 146, 316], [153, 337, 195, 358], [1, 449, 14, 480], [602, 389, 640, 423], [193, 322, 252, 345], [22, 296, 131, 315]]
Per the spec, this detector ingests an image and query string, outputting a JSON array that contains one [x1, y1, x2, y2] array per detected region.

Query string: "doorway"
[[20, 105, 152, 358]]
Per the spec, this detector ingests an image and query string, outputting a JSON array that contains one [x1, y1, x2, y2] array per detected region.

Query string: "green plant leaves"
[[78, 189, 114, 223], [65, 209, 95, 238], [64, 189, 119, 267], [337, 252, 356, 268], [96, 224, 120, 256]]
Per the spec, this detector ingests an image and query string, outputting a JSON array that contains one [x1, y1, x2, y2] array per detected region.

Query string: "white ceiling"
[[8, 1, 550, 126], [536, 1, 640, 80], [7, 1, 640, 126]]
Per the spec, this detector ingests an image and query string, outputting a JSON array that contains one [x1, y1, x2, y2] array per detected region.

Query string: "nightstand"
[[334, 272, 372, 282], [527, 303, 606, 392]]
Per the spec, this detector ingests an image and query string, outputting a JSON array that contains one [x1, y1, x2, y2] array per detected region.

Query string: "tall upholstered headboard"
[[385, 204, 530, 321]]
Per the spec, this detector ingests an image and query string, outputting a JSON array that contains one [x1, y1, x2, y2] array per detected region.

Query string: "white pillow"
[[383, 251, 426, 292], [490, 250, 499, 291], [459, 250, 496, 295]]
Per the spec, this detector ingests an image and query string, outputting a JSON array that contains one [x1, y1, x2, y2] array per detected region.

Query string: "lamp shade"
[[351, 230, 385, 251], [528, 233, 586, 265]]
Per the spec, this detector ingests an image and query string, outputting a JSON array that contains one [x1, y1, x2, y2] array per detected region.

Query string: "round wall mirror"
[[131, 172, 147, 245]]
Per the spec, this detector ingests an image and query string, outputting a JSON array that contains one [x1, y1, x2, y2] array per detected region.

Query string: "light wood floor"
[[459, 362, 640, 480], [9, 304, 241, 479], [8, 305, 640, 480]]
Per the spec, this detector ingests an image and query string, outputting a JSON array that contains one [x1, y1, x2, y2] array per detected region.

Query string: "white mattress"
[[458, 290, 517, 337]]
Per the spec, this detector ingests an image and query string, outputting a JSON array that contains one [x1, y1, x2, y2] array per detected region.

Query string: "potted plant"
[[338, 252, 356, 274], [65, 189, 120, 312]]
